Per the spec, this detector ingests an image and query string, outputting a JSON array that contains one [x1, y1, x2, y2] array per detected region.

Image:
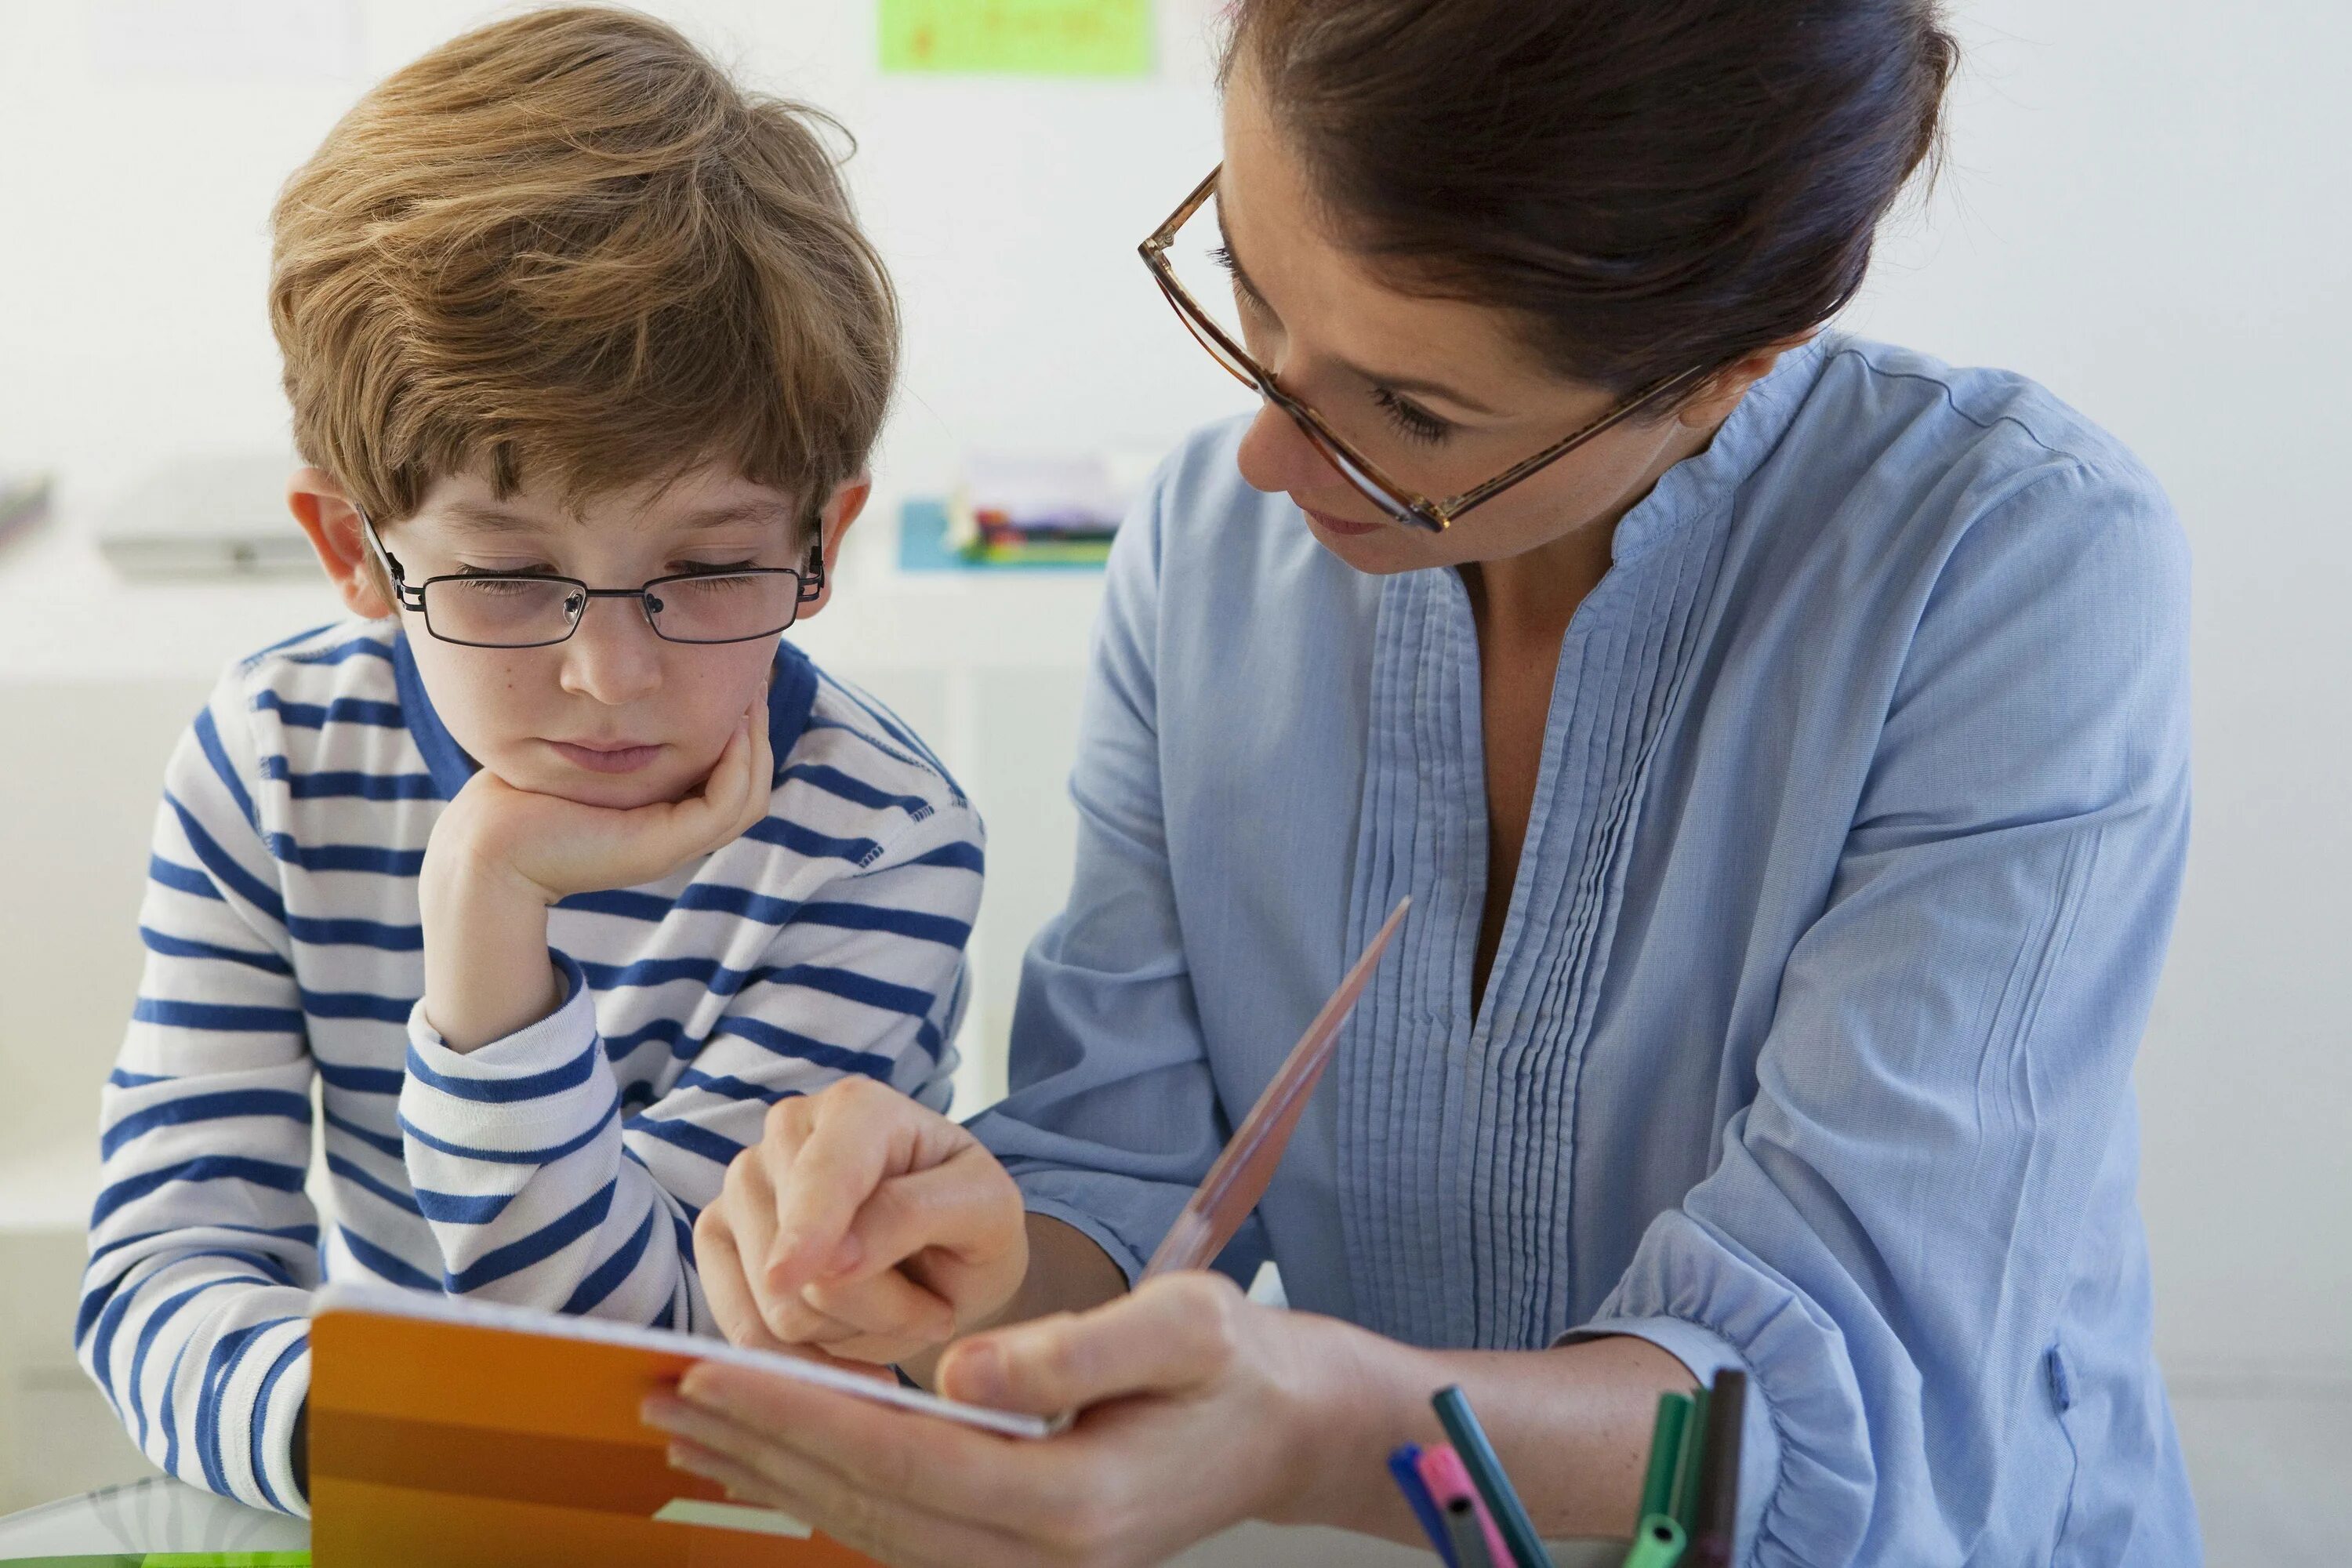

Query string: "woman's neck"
[[1465, 411, 1722, 641]]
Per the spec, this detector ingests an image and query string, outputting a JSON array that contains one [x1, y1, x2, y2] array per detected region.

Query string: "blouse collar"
[[1608, 334, 1830, 564]]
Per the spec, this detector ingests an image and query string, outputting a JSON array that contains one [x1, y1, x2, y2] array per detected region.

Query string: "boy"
[[74, 7, 982, 1515]]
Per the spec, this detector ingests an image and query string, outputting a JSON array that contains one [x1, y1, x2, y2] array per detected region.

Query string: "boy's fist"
[[695, 1077, 1030, 1366]]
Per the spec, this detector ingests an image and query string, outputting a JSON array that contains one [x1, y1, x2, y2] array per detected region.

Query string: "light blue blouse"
[[967, 335, 2199, 1566]]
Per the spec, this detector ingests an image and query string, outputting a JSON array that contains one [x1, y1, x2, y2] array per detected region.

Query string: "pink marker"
[[1417, 1443, 1514, 1568]]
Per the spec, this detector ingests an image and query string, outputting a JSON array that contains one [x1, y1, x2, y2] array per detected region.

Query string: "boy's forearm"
[[419, 851, 561, 1052]]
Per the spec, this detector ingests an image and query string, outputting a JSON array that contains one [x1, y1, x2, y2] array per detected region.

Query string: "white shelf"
[[0, 487, 1103, 685]]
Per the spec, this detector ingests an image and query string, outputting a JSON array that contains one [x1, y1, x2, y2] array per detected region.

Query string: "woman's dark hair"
[[1225, 0, 1958, 397]]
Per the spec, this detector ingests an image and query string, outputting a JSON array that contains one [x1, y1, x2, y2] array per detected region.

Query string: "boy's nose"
[[557, 593, 665, 706]]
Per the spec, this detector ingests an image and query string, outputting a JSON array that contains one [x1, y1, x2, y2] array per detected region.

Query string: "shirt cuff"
[[1016, 1189, 1152, 1287], [1558, 1312, 1780, 1557], [401, 952, 615, 1157]]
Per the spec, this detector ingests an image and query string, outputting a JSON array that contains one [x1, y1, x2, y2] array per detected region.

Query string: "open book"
[[309, 1282, 1051, 1567]]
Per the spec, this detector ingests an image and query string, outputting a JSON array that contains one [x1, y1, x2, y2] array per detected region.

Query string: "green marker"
[[1672, 1386, 1711, 1530], [1638, 1392, 1693, 1522], [1620, 1513, 1688, 1568], [1431, 1385, 1548, 1568]]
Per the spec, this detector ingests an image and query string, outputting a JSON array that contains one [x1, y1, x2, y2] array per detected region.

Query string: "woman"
[[645, 1, 2198, 1563]]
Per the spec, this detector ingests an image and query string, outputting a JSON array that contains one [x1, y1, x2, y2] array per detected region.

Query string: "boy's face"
[[361, 463, 834, 811]]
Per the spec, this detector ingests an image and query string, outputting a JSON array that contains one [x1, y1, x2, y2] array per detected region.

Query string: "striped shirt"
[[76, 619, 984, 1515]]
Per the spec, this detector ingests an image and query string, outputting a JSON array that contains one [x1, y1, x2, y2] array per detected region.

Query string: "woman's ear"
[[287, 467, 394, 619], [795, 473, 872, 623], [1675, 333, 1818, 429]]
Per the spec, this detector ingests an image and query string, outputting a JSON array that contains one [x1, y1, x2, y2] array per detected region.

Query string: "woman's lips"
[[546, 739, 664, 774], [1301, 504, 1384, 538]]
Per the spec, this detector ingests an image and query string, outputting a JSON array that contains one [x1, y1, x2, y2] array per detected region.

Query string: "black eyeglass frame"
[[357, 508, 826, 649], [1140, 164, 1717, 534]]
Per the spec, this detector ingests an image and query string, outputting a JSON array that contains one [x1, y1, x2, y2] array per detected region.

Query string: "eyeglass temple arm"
[[1442, 364, 1716, 524]]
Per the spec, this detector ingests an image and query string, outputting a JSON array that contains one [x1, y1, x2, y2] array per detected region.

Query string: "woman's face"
[[1216, 64, 1748, 575]]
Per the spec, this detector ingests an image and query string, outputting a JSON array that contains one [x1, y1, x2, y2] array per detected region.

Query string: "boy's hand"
[[418, 691, 773, 1051], [437, 691, 774, 907], [695, 1078, 1030, 1366]]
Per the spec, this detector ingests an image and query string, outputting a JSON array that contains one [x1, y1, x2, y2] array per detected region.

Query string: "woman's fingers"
[[652, 1366, 1107, 1557], [938, 1272, 1245, 1417], [652, 1414, 1044, 1568]]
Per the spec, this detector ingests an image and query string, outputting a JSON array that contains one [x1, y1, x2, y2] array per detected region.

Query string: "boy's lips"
[[545, 739, 665, 774]]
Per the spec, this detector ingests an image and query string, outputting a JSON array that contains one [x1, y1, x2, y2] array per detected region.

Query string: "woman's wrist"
[[1255, 1307, 1448, 1540]]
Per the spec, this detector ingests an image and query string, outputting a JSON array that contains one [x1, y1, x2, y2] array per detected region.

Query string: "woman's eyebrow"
[[1214, 219, 1501, 419]]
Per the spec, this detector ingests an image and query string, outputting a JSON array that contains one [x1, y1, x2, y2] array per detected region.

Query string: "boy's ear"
[[288, 467, 395, 619], [795, 472, 872, 623]]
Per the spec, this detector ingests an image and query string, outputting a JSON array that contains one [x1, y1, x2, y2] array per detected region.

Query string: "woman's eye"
[[1370, 387, 1455, 445]]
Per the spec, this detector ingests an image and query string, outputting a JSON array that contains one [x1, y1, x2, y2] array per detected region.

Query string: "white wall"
[[2, 0, 2344, 1388]]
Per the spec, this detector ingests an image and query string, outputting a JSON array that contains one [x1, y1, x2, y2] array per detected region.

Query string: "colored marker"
[[1687, 1371, 1747, 1568], [1388, 1443, 1458, 1566], [1417, 1443, 1512, 1568], [1621, 1512, 1689, 1568], [1671, 1385, 1710, 1530], [1443, 1497, 1499, 1568], [1638, 1392, 1693, 1523], [1431, 1387, 1548, 1568]]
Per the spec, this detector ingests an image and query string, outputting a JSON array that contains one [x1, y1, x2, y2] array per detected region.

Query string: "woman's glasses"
[[359, 511, 822, 648], [1140, 165, 1709, 533]]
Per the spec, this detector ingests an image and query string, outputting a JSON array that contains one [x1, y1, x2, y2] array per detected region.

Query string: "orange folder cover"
[[309, 1283, 1050, 1567]]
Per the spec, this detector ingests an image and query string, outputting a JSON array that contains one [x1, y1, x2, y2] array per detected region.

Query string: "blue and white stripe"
[[78, 620, 982, 1515]]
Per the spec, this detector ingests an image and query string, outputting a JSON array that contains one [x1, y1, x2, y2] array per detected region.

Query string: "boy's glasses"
[[1139, 165, 1712, 533], [358, 511, 823, 648]]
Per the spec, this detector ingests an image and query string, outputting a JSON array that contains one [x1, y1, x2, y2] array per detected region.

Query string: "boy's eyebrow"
[[435, 497, 801, 535]]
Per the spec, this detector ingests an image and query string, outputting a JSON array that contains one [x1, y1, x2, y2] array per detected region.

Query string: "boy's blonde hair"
[[270, 5, 896, 534]]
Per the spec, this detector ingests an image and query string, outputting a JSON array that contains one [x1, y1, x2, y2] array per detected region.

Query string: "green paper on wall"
[[880, 0, 1153, 78]]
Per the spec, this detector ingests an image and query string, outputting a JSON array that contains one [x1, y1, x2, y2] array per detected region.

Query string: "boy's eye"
[[669, 561, 760, 576], [455, 563, 560, 579]]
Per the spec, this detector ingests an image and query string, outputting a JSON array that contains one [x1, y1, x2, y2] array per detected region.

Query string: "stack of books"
[[944, 451, 1149, 567]]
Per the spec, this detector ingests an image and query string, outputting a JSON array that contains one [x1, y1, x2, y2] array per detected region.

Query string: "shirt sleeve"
[[1563, 459, 2194, 1566], [394, 797, 985, 1334], [965, 479, 1237, 1282], [78, 669, 321, 1516]]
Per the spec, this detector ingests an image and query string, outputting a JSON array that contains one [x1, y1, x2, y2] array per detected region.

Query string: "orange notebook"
[[308, 1283, 1052, 1567]]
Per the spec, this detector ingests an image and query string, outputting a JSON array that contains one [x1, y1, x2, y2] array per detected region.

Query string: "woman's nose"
[[1234, 401, 1346, 499], [558, 594, 665, 706]]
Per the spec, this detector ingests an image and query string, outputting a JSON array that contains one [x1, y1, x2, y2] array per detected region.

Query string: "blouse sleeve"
[[964, 477, 1240, 1282], [1566, 457, 2193, 1565]]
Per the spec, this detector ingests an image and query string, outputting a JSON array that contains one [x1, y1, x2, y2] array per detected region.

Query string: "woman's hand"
[[695, 1076, 1031, 1364], [644, 1272, 1382, 1568]]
